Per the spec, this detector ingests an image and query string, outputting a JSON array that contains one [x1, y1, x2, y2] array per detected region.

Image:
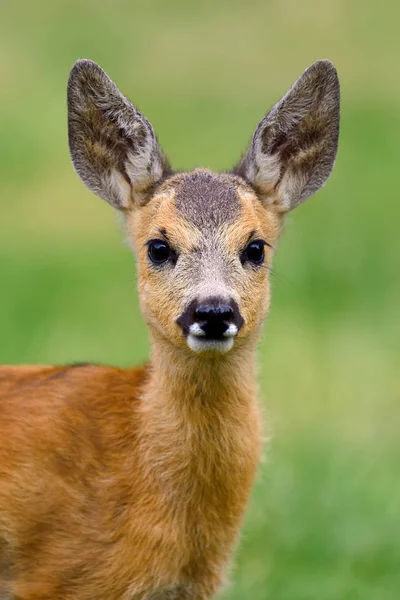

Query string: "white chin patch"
[[187, 335, 234, 354]]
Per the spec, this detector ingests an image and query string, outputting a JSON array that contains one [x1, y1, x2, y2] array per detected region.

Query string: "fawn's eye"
[[241, 240, 265, 266], [147, 239, 173, 265]]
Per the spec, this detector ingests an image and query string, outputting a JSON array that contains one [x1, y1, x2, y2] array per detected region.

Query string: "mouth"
[[186, 323, 238, 354]]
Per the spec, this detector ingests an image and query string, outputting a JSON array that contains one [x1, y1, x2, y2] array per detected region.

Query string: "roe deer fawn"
[[0, 59, 339, 599]]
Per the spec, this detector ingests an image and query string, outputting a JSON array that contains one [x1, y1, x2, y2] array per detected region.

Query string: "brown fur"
[[0, 357, 260, 599], [0, 59, 340, 599]]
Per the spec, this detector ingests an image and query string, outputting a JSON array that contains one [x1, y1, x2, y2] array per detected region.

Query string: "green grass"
[[1, 1, 399, 598]]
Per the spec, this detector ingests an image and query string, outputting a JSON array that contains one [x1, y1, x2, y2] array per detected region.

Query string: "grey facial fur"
[[174, 170, 242, 229]]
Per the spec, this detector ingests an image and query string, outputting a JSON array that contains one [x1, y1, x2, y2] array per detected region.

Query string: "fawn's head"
[[67, 59, 339, 355]]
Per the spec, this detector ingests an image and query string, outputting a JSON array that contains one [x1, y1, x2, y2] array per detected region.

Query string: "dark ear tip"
[[306, 59, 339, 84], [301, 60, 340, 105], [311, 59, 337, 72], [70, 58, 103, 74], [68, 59, 108, 90]]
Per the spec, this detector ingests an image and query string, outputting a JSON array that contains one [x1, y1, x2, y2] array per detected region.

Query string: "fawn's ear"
[[235, 60, 340, 212], [67, 60, 170, 209]]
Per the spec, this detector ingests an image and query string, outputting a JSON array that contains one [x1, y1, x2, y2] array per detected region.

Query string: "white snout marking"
[[223, 323, 238, 338], [188, 323, 238, 339], [187, 323, 238, 354], [189, 323, 206, 337], [187, 335, 234, 354]]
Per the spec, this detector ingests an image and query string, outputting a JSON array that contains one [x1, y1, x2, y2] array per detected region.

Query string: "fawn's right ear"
[[67, 60, 170, 209], [234, 60, 340, 212]]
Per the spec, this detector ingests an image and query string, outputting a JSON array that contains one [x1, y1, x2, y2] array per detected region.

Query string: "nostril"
[[194, 305, 234, 322], [193, 304, 235, 340], [176, 298, 243, 341]]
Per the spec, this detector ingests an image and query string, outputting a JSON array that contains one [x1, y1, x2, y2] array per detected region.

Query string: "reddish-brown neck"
[[137, 332, 261, 512]]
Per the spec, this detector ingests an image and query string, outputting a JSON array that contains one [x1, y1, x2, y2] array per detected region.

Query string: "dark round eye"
[[241, 240, 265, 265], [147, 239, 172, 264]]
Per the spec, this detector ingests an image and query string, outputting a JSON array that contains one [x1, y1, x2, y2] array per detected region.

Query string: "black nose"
[[176, 297, 244, 341], [194, 304, 234, 339]]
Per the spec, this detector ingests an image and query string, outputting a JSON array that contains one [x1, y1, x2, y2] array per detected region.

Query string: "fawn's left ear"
[[234, 60, 340, 212], [67, 60, 170, 209]]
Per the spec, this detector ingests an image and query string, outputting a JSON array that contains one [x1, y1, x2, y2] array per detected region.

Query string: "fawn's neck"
[[138, 333, 261, 514]]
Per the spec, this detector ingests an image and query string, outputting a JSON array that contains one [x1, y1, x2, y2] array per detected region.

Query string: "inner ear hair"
[[234, 60, 340, 212], [67, 59, 170, 210]]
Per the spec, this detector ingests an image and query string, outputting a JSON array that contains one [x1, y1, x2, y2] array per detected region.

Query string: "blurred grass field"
[[1, 1, 399, 598]]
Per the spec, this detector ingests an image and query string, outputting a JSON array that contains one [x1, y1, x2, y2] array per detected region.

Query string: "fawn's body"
[[0, 60, 339, 599], [0, 357, 259, 599]]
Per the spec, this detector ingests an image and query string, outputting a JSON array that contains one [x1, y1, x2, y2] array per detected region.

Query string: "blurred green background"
[[1, 1, 399, 598]]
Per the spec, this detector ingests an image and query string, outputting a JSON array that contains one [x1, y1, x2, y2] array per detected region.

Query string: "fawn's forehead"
[[130, 169, 278, 252], [172, 170, 242, 227], [150, 169, 260, 233]]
